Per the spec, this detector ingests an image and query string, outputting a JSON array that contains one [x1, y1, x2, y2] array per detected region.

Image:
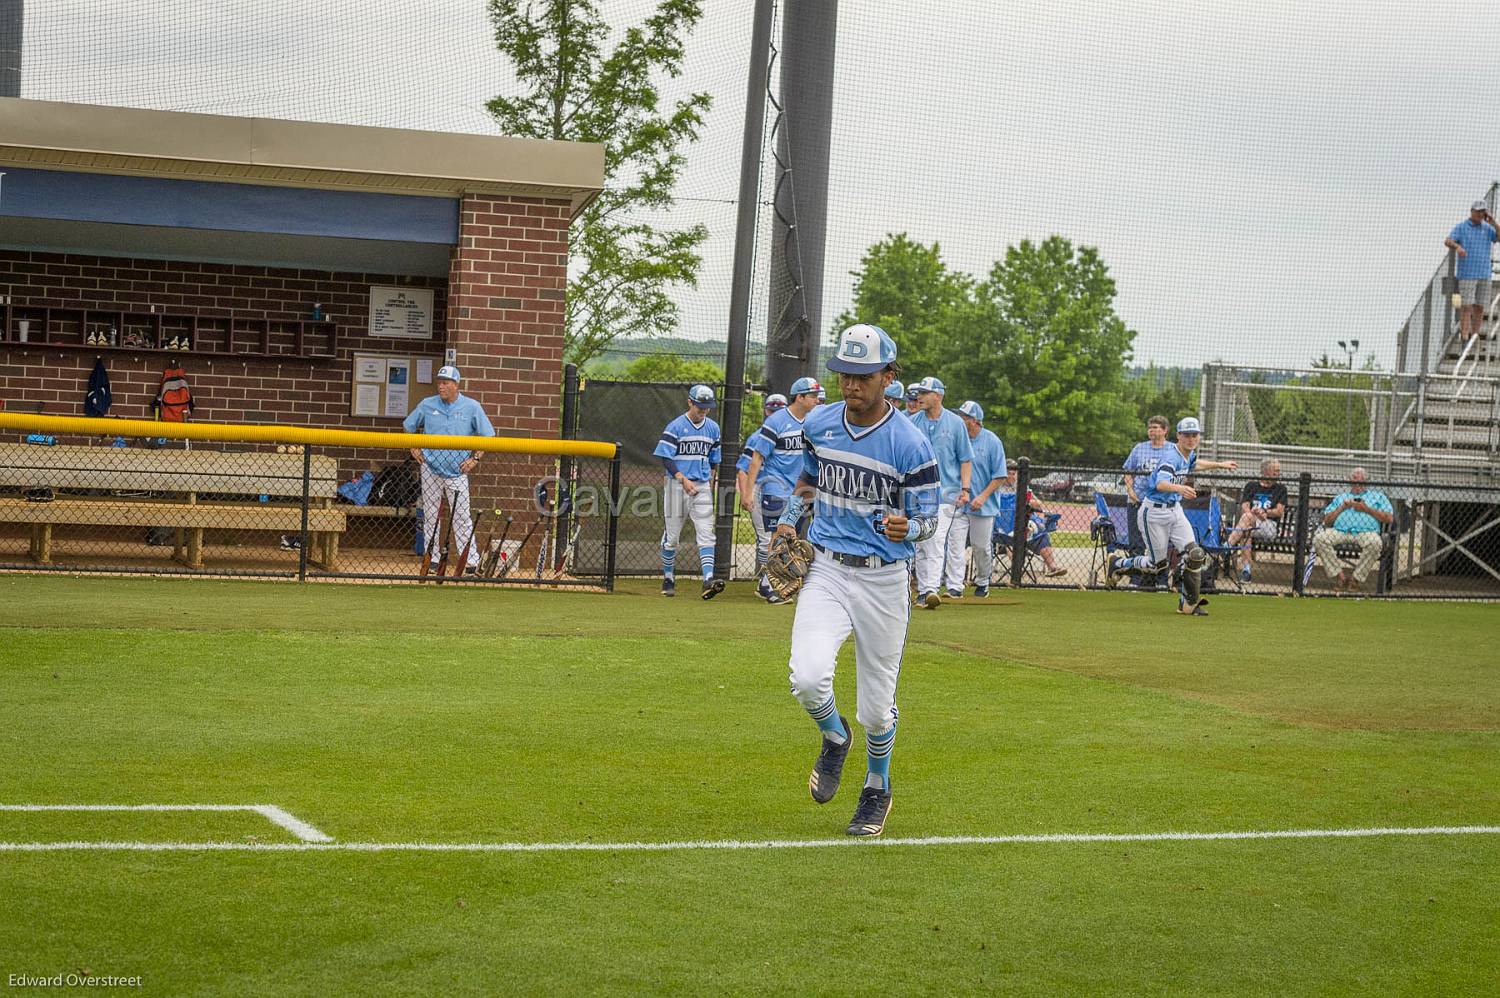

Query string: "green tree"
[[1122, 365, 1198, 428], [620, 352, 723, 385], [962, 237, 1137, 463], [486, 0, 712, 367], [832, 233, 972, 381]]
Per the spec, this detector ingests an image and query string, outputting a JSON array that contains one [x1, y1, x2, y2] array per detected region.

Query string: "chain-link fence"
[[963, 460, 1500, 601], [0, 415, 620, 588]]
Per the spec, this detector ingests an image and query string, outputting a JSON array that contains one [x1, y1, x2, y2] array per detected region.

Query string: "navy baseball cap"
[[687, 384, 717, 409], [958, 400, 984, 421], [1176, 416, 1202, 435], [827, 323, 897, 375], [912, 376, 945, 395], [885, 380, 905, 400], [764, 393, 788, 412], [789, 377, 822, 398]]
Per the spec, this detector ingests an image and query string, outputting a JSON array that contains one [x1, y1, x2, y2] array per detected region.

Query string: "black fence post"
[[298, 444, 312, 582], [1010, 457, 1031, 589], [1291, 470, 1311, 595], [605, 444, 622, 592], [556, 363, 580, 572]]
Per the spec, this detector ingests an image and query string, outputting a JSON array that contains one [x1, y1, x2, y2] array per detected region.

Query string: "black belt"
[[1148, 501, 1174, 509], [815, 545, 901, 569]]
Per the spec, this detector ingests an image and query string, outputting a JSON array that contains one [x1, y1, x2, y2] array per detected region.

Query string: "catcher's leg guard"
[[1180, 543, 1207, 606]]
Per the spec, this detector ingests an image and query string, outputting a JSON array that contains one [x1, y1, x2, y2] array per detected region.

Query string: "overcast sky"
[[18, 0, 1500, 371]]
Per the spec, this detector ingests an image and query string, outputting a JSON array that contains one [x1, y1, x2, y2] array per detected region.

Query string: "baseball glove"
[[765, 534, 816, 600]]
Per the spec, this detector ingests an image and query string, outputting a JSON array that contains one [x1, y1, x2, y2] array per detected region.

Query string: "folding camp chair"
[[992, 492, 1062, 584], [1089, 491, 1140, 585]]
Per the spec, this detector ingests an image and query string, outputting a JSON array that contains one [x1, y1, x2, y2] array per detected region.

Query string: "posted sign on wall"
[[368, 286, 435, 340]]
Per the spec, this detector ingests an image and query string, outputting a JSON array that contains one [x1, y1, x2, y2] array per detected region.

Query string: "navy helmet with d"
[[687, 384, 717, 410], [827, 323, 897, 375]]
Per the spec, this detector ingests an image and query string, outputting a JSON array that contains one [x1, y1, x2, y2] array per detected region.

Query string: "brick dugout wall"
[[0, 194, 574, 534]]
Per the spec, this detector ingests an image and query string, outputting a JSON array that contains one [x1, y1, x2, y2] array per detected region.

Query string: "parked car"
[[1070, 474, 1126, 503], [1031, 471, 1076, 499]]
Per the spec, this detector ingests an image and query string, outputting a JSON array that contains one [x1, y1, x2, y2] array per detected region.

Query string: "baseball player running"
[[655, 384, 724, 599], [908, 376, 973, 607], [745, 380, 820, 601], [774, 323, 938, 837], [1107, 416, 1236, 614]]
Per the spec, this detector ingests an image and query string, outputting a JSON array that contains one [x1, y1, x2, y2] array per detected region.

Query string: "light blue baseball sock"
[[865, 724, 896, 790], [807, 694, 847, 744], [660, 545, 675, 580], [698, 545, 715, 581]]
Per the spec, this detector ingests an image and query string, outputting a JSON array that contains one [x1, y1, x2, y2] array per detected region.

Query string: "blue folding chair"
[[1089, 491, 1139, 585], [1180, 494, 1243, 593], [992, 492, 1062, 584]]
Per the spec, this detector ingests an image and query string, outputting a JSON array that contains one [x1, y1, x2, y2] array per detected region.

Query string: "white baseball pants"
[[420, 464, 478, 568], [662, 476, 715, 553], [1137, 502, 1195, 567], [788, 554, 910, 734], [914, 502, 963, 594], [963, 511, 997, 587]]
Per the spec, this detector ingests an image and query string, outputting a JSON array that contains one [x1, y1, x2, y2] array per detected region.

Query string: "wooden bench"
[[1223, 494, 1398, 594], [0, 443, 346, 569]]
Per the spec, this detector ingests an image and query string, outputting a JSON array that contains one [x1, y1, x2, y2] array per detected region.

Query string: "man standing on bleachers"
[[1313, 467, 1393, 593], [1443, 200, 1498, 344]]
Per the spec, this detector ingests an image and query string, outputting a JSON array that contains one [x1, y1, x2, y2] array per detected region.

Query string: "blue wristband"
[[777, 494, 807, 529]]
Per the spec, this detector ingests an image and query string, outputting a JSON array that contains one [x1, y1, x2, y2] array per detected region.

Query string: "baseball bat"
[[534, 485, 555, 580], [420, 490, 448, 579], [486, 513, 515, 577], [453, 508, 483, 578], [501, 485, 548, 580], [434, 484, 457, 581]]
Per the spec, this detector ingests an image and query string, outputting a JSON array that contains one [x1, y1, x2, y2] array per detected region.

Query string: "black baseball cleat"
[[1177, 596, 1209, 616], [701, 578, 725, 600], [809, 715, 852, 804], [972, 585, 989, 599], [847, 785, 893, 836], [661, 579, 676, 598], [1105, 553, 1127, 588]]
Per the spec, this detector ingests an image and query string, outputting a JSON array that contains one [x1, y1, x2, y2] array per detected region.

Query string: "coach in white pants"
[[403, 366, 496, 573], [907, 376, 973, 608]]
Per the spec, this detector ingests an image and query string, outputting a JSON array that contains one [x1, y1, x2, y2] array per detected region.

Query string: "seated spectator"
[[1002, 460, 1066, 579], [1312, 467, 1393, 592], [1226, 458, 1287, 583]]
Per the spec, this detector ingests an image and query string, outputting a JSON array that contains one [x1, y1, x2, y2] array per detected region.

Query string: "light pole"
[[1337, 338, 1359, 449]]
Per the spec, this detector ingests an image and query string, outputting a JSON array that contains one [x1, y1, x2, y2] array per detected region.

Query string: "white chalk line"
[[0, 824, 1496, 853], [0, 804, 332, 844]]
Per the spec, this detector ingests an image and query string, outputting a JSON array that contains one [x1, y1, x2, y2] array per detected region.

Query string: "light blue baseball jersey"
[[402, 393, 496, 478], [1140, 446, 1198, 505], [747, 407, 807, 498], [1323, 489, 1393, 533], [735, 450, 752, 474], [1123, 440, 1176, 476], [1448, 219, 1498, 280], [967, 428, 1007, 517], [910, 408, 973, 502], [654, 413, 721, 482], [799, 402, 939, 561]]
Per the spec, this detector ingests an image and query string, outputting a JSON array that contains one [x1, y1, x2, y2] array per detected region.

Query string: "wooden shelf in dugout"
[[0, 304, 337, 360]]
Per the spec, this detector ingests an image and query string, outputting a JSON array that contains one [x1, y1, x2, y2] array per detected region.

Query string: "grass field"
[[1, 575, 1497, 995]]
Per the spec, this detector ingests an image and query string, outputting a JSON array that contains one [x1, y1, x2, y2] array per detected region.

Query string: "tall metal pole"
[[712, 0, 775, 582], [0, 0, 21, 98], [765, 0, 838, 392]]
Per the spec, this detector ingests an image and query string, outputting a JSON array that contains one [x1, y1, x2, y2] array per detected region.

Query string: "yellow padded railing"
[[0, 413, 618, 460]]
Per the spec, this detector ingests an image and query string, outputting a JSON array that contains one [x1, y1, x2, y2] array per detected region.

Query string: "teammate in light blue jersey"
[[654, 385, 724, 599], [745, 381, 819, 601], [908, 376, 973, 605], [403, 365, 495, 574], [1123, 415, 1175, 505], [1108, 416, 1236, 615], [774, 323, 938, 838], [955, 400, 1012, 595], [735, 397, 787, 592]]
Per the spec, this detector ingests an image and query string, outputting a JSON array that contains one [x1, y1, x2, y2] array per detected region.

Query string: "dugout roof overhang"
[[0, 98, 604, 277]]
